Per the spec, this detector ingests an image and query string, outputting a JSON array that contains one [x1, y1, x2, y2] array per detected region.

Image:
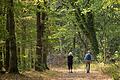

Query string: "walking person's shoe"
[[87, 72, 89, 73], [68, 70, 70, 73], [87, 71, 90, 73]]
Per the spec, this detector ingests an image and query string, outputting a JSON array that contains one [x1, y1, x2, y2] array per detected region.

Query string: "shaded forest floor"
[[0, 64, 112, 80]]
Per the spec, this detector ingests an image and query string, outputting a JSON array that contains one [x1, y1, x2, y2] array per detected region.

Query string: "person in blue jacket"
[[84, 50, 93, 73]]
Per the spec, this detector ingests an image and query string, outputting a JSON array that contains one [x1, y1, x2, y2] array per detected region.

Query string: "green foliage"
[[0, 0, 119, 75], [97, 52, 104, 62], [112, 52, 120, 60], [0, 16, 8, 41], [95, 0, 120, 61], [102, 63, 120, 80]]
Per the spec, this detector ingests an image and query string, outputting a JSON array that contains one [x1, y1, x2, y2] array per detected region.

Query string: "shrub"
[[102, 63, 120, 80]]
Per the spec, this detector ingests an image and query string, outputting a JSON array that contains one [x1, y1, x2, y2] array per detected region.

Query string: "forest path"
[[0, 65, 112, 80], [47, 67, 112, 80]]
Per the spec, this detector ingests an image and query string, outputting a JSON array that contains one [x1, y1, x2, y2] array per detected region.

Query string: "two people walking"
[[67, 50, 93, 73]]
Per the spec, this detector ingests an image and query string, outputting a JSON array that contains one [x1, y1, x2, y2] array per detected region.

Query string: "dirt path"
[[0, 67, 112, 80], [47, 68, 112, 80]]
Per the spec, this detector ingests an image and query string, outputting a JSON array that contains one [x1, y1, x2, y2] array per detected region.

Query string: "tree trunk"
[[35, 0, 48, 71], [41, 1, 49, 70], [70, 1, 99, 57], [5, 39, 10, 71], [73, 36, 76, 50], [78, 32, 88, 50], [35, 4, 43, 71], [28, 47, 32, 68], [0, 0, 3, 15], [30, 45, 34, 68], [59, 38, 63, 54], [17, 44, 21, 69], [5, 0, 10, 71], [43, 43, 49, 70], [21, 20, 26, 69], [0, 49, 3, 71], [0, 46, 6, 73], [86, 11, 99, 56], [42, 31, 49, 70], [0, 1, 2, 15], [7, 0, 19, 73]]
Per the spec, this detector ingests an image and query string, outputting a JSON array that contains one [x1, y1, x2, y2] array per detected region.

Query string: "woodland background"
[[0, 0, 120, 80]]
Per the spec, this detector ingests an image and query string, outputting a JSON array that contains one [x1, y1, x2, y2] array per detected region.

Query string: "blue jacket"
[[84, 53, 92, 60]]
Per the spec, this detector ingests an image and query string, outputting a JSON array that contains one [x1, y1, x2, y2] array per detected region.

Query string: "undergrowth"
[[100, 62, 120, 80]]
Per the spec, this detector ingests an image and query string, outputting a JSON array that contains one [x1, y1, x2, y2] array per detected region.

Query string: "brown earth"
[[0, 67, 112, 80], [47, 68, 112, 80]]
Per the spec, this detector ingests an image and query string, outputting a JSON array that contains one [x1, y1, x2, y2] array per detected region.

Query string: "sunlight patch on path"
[[49, 68, 112, 80]]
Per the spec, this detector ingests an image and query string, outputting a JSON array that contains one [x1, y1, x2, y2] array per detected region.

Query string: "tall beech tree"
[[6, 0, 19, 73], [69, 0, 99, 56], [41, 0, 49, 70], [5, 15, 10, 71], [35, 1, 44, 71], [35, 0, 49, 71]]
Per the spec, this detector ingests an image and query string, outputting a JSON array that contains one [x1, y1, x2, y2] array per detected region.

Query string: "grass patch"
[[40, 70, 62, 79]]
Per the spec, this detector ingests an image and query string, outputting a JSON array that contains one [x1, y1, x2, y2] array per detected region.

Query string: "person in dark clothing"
[[67, 52, 73, 73], [84, 50, 93, 73]]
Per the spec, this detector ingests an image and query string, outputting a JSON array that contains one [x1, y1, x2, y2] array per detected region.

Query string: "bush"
[[97, 52, 104, 62], [102, 63, 120, 80]]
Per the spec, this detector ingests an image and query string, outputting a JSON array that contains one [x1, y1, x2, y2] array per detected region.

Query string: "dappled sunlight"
[[49, 64, 112, 80], [0, 0, 119, 80], [0, 64, 112, 80]]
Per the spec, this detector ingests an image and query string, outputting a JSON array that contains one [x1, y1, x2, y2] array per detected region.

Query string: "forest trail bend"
[[47, 68, 112, 80]]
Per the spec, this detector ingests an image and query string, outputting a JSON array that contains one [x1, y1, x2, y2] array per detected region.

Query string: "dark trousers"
[[86, 62, 90, 73], [68, 63, 73, 71]]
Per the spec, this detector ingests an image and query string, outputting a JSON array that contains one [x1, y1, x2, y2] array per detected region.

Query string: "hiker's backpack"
[[84, 53, 91, 60]]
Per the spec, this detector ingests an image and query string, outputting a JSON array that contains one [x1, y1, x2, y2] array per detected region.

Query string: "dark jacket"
[[67, 55, 73, 64]]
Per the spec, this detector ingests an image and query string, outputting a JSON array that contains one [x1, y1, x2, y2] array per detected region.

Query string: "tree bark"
[[42, 0, 49, 70], [5, 0, 10, 71], [21, 20, 26, 69], [0, 49, 3, 71], [30, 45, 34, 68], [35, 0, 49, 71], [35, 4, 43, 71], [7, 0, 19, 73], [5, 27, 10, 71], [78, 32, 88, 50], [73, 36, 76, 50], [5, 39, 10, 71], [0, 0, 3, 15], [59, 38, 63, 54], [17, 44, 21, 68], [43, 42, 49, 70], [86, 11, 99, 56], [70, 1, 99, 56]]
